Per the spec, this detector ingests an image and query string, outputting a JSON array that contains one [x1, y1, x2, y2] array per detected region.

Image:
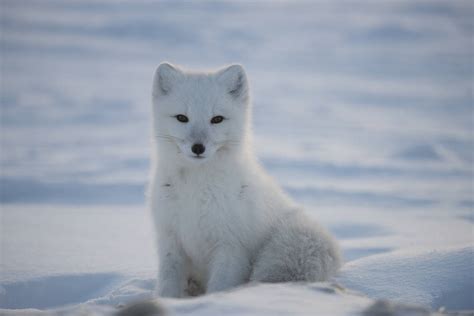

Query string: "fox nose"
[[191, 143, 205, 155]]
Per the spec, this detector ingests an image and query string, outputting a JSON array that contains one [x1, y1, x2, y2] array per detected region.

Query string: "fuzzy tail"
[[250, 213, 341, 283]]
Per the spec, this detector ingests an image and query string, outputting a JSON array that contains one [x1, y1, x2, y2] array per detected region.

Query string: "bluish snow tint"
[[0, 1, 473, 313], [1, 0, 472, 215]]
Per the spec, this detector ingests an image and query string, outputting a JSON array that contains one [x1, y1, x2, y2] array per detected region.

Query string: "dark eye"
[[210, 116, 224, 124], [175, 114, 189, 123]]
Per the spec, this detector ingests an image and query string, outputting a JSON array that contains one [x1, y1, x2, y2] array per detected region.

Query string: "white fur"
[[149, 62, 341, 298]]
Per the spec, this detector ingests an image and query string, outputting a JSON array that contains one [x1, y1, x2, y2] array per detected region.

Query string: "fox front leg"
[[156, 239, 187, 298], [206, 246, 250, 293]]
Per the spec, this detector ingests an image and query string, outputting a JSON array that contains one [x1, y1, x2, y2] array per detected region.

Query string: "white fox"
[[149, 63, 341, 297]]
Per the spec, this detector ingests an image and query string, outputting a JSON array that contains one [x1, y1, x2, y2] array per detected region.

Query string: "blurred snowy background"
[[0, 0, 473, 314]]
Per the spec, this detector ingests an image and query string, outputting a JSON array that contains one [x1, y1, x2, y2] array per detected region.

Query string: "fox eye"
[[210, 116, 224, 124], [175, 114, 189, 123]]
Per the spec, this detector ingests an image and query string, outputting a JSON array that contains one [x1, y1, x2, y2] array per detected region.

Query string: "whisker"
[[217, 140, 241, 145], [154, 134, 184, 142]]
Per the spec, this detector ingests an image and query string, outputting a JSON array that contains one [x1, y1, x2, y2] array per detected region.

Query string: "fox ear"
[[216, 64, 249, 101], [153, 62, 183, 96]]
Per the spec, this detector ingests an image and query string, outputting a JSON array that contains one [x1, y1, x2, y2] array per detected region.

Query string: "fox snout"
[[191, 143, 205, 155]]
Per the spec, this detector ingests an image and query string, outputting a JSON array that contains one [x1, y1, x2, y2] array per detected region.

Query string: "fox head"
[[152, 63, 251, 164]]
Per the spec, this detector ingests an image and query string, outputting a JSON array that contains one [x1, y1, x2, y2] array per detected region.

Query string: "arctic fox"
[[150, 63, 341, 297]]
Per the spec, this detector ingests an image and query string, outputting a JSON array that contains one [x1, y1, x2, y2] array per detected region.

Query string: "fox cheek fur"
[[149, 62, 341, 298]]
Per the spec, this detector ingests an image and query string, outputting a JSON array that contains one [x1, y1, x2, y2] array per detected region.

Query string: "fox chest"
[[159, 181, 257, 262]]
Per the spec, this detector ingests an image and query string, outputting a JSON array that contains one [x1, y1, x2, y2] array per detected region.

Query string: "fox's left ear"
[[216, 64, 249, 102], [153, 62, 184, 97]]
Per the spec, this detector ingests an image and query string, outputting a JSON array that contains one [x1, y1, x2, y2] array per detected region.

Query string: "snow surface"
[[1, 0, 473, 315]]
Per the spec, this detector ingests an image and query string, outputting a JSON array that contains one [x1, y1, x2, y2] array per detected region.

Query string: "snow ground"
[[1, 0, 473, 315]]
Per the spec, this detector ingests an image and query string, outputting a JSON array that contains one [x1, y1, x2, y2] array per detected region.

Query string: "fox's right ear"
[[216, 64, 249, 102], [153, 62, 183, 96]]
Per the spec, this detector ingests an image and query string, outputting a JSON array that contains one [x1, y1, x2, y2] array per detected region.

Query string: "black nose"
[[191, 143, 205, 155]]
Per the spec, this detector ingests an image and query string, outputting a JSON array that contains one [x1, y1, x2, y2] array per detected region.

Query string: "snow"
[[1, 205, 472, 315], [339, 247, 474, 310], [1, 0, 473, 315]]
